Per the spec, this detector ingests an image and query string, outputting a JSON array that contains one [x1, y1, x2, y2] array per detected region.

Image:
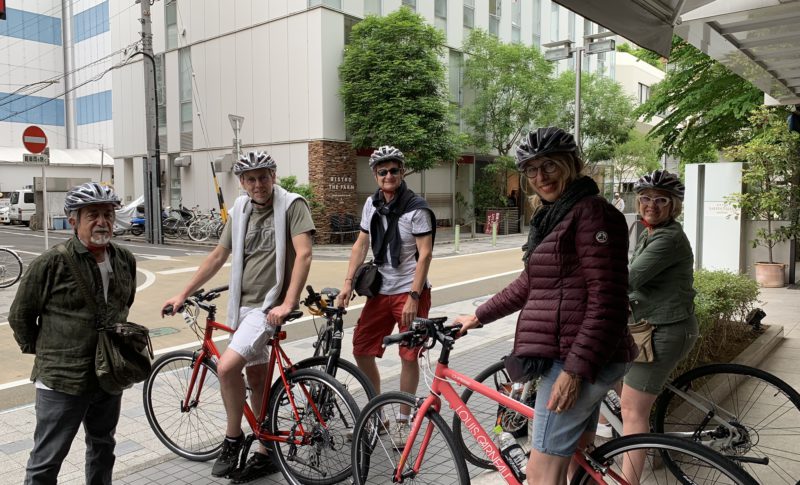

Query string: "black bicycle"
[[297, 285, 377, 412]]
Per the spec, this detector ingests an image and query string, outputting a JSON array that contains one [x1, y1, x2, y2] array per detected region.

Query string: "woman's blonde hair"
[[525, 152, 585, 210]]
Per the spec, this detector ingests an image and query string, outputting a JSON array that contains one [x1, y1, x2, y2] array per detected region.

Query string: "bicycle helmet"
[[233, 151, 277, 176], [515, 127, 577, 169], [64, 182, 121, 216], [369, 146, 405, 169], [634, 169, 685, 201]]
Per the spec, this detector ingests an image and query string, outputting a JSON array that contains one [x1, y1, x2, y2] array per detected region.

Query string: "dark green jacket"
[[629, 220, 696, 325], [9, 237, 137, 395]]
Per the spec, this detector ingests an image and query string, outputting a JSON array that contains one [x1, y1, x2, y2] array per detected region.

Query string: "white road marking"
[[137, 268, 156, 292]]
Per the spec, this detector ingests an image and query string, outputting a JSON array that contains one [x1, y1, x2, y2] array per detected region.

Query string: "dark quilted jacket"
[[476, 195, 637, 382]]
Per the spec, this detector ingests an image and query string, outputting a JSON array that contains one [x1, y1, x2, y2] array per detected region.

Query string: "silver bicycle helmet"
[[64, 182, 121, 216], [634, 169, 685, 201], [233, 151, 277, 176], [515, 127, 577, 169], [368, 145, 405, 169]]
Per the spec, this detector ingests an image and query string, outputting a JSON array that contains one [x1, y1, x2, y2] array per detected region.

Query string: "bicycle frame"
[[399, 363, 616, 484], [182, 306, 325, 446]]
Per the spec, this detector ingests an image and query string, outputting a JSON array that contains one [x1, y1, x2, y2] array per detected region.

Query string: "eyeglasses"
[[520, 160, 558, 178], [637, 195, 671, 207], [376, 167, 402, 177]]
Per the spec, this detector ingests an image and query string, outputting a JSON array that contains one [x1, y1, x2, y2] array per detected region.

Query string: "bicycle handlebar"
[[382, 317, 460, 350]]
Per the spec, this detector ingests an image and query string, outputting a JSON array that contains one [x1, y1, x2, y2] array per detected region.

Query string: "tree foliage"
[[552, 70, 636, 163], [636, 36, 763, 161], [611, 130, 661, 192], [339, 7, 461, 173], [617, 42, 665, 70], [724, 106, 800, 263], [462, 29, 556, 157]]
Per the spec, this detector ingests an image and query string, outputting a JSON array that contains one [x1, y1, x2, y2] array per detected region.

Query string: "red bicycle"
[[143, 285, 359, 485], [350, 317, 756, 485]]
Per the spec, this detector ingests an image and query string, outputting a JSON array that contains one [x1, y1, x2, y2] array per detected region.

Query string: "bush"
[[277, 176, 321, 210], [673, 269, 760, 377]]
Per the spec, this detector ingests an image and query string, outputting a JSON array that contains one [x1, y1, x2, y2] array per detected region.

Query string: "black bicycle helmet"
[[369, 145, 405, 169], [515, 127, 577, 169], [233, 151, 277, 176], [64, 182, 121, 216], [634, 169, 685, 201]]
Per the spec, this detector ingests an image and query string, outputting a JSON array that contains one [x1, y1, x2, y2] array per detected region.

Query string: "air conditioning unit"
[[174, 155, 192, 167]]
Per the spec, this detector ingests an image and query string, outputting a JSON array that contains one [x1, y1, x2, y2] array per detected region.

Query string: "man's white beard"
[[90, 232, 111, 246]]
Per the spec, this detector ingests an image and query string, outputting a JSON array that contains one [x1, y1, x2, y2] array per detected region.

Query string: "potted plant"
[[725, 107, 800, 287]]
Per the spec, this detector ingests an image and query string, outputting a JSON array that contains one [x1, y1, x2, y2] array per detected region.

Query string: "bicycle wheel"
[[571, 433, 757, 485], [267, 368, 359, 485], [142, 350, 226, 461], [352, 391, 470, 485], [188, 220, 210, 242], [653, 363, 800, 484], [162, 217, 179, 238], [294, 356, 377, 415], [451, 359, 537, 468], [0, 248, 24, 288]]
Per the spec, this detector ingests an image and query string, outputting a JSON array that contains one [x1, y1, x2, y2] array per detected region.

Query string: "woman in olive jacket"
[[619, 170, 698, 482], [455, 127, 636, 484]]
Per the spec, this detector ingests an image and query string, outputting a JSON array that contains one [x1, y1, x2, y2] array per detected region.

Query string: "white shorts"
[[228, 307, 276, 366]]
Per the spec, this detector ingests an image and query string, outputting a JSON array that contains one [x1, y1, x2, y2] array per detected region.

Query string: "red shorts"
[[352, 288, 432, 362]]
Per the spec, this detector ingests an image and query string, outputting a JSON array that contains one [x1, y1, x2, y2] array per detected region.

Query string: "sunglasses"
[[638, 195, 671, 207], [376, 167, 402, 177], [520, 160, 558, 178]]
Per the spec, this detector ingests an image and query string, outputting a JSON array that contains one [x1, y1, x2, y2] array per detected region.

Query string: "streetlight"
[[543, 31, 616, 147]]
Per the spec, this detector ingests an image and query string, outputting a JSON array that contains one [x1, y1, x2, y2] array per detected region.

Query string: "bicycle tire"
[[352, 391, 470, 485], [162, 217, 179, 238], [452, 359, 536, 469], [267, 368, 359, 485], [570, 433, 757, 485], [653, 363, 800, 484], [294, 355, 377, 415], [130, 225, 144, 236], [0, 248, 24, 288], [142, 350, 225, 461], [188, 220, 209, 242]]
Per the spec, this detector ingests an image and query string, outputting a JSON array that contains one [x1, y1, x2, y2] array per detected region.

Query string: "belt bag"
[[353, 259, 382, 298], [628, 318, 654, 363], [57, 245, 154, 393]]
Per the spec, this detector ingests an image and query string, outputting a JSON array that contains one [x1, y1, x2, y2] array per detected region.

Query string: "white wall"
[[0, 164, 112, 195]]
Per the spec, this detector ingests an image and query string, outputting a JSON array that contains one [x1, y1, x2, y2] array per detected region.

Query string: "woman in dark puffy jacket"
[[455, 127, 636, 484]]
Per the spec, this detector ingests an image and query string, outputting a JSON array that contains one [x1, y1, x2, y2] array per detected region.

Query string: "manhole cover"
[[150, 327, 180, 338]]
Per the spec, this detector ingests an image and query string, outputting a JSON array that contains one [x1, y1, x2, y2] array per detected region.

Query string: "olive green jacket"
[[9, 237, 137, 395], [629, 220, 696, 325]]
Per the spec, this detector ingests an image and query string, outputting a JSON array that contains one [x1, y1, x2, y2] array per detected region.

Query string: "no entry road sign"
[[23, 125, 48, 154]]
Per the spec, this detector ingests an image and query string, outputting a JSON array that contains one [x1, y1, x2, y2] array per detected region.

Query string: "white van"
[[9, 189, 35, 225]]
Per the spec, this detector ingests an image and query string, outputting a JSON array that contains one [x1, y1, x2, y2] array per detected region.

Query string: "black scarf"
[[521, 175, 599, 263], [370, 181, 434, 268]]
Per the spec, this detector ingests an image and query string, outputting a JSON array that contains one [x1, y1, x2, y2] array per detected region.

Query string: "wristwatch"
[[408, 290, 420, 301]]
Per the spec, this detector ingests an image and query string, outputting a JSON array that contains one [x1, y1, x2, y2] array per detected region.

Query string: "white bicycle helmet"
[[634, 169, 685, 201], [233, 151, 277, 176], [368, 145, 405, 169], [64, 182, 121, 216]]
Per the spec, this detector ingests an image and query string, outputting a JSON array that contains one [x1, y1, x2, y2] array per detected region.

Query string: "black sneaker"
[[229, 452, 280, 483], [212, 436, 244, 478]]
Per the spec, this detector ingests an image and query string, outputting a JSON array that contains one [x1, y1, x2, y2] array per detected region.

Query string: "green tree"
[[725, 106, 800, 263], [611, 130, 661, 192], [552, 70, 636, 163], [339, 7, 461, 173], [617, 42, 665, 70], [636, 36, 763, 161], [277, 176, 321, 210]]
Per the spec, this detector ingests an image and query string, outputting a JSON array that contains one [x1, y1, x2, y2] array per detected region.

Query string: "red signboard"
[[23, 125, 48, 154], [485, 210, 501, 234], [0, 0, 6, 21]]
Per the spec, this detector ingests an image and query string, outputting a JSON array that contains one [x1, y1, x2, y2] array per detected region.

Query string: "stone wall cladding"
[[308, 140, 359, 244]]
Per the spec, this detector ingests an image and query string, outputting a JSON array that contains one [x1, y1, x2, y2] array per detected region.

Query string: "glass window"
[[364, 0, 380, 16], [550, 2, 559, 42], [568, 11, 575, 41], [532, 0, 541, 47], [178, 48, 192, 133], [0, 7, 62, 45], [512, 0, 521, 26], [169, 154, 182, 209], [464, 0, 475, 29], [435, 0, 447, 32], [155, 54, 167, 136], [638, 83, 650, 104], [344, 16, 359, 44], [402, 0, 416, 10], [584, 18, 593, 37], [308, 0, 342, 7], [165, 0, 177, 50], [448, 49, 462, 104]]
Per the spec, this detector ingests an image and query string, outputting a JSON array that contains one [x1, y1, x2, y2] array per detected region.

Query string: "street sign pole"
[[41, 151, 49, 249], [22, 126, 49, 249]]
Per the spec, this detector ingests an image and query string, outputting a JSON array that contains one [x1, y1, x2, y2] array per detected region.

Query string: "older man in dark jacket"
[[9, 182, 136, 485]]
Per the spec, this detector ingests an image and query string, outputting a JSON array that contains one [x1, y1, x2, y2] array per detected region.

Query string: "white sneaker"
[[596, 422, 614, 439], [391, 420, 410, 450]]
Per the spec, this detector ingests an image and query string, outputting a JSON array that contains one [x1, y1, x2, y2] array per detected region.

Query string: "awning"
[[554, 0, 800, 105]]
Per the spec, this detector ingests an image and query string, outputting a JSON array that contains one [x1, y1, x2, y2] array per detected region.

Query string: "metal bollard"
[[492, 222, 498, 247], [454, 224, 460, 252]]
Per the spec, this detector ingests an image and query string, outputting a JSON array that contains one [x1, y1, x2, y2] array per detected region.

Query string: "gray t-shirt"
[[360, 197, 433, 295], [220, 199, 315, 308]]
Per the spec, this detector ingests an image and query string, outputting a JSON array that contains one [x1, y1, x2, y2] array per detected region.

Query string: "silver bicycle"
[[0, 247, 23, 288]]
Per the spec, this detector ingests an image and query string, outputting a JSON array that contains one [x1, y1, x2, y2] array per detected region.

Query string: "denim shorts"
[[531, 360, 628, 457]]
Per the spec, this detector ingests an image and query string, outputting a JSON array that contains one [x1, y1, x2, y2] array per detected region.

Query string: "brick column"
[[308, 140, 358, 244]]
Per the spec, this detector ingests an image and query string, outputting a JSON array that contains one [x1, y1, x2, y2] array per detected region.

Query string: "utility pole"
[[138, 0, 163, 244]]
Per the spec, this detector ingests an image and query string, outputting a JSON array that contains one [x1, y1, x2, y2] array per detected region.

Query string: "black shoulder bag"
[[353, 258, 382, 298], [57, 244, 153, 393]]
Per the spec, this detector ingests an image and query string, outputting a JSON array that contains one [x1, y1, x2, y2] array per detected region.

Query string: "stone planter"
[[754, 262, 786, 288]]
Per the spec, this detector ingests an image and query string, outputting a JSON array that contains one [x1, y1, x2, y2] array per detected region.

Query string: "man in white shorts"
[[163, 151, 315, 483]]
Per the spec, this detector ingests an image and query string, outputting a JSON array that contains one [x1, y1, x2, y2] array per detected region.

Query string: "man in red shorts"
[[337, 146, 435, 446]]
